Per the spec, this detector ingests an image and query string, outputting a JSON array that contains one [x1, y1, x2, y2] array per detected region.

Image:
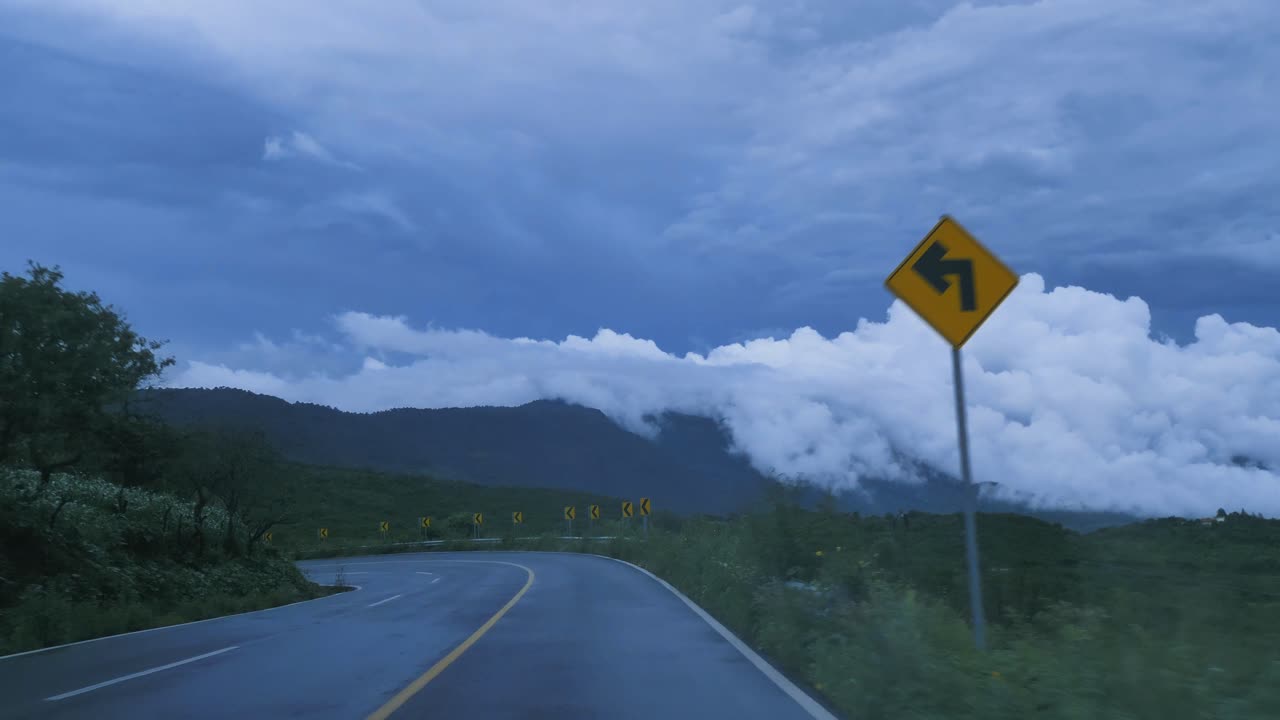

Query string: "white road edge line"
[[300, 559, 447, 568], [594, 555, 839, 720], [0, 583, 363, 663], [367, 593, 403, 608], [46, 646, 238, 701]]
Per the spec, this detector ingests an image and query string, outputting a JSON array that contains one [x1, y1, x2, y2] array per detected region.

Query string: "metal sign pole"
[[953, 346, 987, 651], [887, 215, 1015, 653]]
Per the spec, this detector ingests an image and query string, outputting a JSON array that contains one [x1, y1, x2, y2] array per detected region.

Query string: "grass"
[[4, 581, 345, 655], [591, 511, 1280, 720], [264, 462, 646, 550], [0, 469, 346, 655]]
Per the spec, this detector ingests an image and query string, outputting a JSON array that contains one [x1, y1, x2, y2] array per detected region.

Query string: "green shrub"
[[0, 469, 341, 654], [584, 509, 1280, 720]]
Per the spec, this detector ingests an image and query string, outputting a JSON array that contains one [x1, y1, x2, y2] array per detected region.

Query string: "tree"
[[172, 427, 287, 556], [0, 263, 173, 491], [445, 512, 475, 538], [86, 407, 184, 493]]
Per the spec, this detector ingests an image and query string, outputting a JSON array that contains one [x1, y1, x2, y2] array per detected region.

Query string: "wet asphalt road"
[[0, 552, 836, 719]]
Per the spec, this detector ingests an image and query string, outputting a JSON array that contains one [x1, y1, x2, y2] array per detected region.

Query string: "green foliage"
[[83, 408, 185, 491], [262, 463, 632, 551], [0, 263, 337, 654], [589, 503, 1280, 719], [0, 263, 173, 485], [170, 427, 292, 555], [0, 469, 336, 654]]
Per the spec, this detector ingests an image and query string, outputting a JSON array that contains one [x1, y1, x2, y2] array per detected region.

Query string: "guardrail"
[[342, 535, 630, 551]]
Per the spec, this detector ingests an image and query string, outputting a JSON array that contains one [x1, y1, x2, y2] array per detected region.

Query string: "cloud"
[[330, 192, 415, 232], [6, 0, 1280, 351], [262, 130, 360, 170], [182, 329, 361, 379], [6, 2, 1280, 518], [168, 275, 1280, 519], [38, 1, 1280, 263]]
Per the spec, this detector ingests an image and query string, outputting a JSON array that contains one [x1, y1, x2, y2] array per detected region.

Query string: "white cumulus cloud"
[[168, 275, 1280, 518]]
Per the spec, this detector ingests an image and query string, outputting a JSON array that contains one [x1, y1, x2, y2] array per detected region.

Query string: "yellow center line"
[[365, 561, 535, 720]]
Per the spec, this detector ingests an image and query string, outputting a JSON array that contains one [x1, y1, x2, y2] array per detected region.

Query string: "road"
[[0, 552, 837, 719]]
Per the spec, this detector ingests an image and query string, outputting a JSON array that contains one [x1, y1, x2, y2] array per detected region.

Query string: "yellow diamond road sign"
[[564, 506, 576, 520], [319, 527, 329, 539], [512, 511, 523, 524], [473, 513, 484, 525], [885, 215, 1018, 348], [379, 521, 389, 532], [622, 501, 634, 518], [421, 516, 431, 528], [639, 497, 651, 516], [263, 531, 273, 542]]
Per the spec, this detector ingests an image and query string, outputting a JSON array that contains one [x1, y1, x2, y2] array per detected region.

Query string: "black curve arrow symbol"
[[913, 241, 976, 311]]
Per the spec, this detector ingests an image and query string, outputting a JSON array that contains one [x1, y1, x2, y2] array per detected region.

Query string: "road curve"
[[0, 552, 837, 719]]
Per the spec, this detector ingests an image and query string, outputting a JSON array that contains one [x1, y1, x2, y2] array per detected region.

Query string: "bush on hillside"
[[0, 469, 328, 654]]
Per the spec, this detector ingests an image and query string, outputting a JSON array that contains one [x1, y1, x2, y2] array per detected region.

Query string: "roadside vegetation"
[[600, 498, 1280, 720], [0, 468, 338, 654], [265, 463, 632, 554], [298, 490, 1280, 719], [0, 262, 631, 654], [0, 263, 342, 654]]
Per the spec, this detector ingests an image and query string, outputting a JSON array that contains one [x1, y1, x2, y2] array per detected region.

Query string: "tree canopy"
[[0, 262, 173, 486]]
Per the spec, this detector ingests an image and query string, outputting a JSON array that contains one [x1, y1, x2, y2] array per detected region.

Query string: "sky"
[[2, 0, 1278, 516]]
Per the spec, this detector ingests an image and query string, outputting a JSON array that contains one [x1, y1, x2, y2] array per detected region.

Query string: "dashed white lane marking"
[[46, 646, 239, 701], [367, 594, 403, 608]]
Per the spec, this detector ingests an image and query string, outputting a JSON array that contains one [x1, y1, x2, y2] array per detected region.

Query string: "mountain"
[[138, 388, 771, 516], [138, 388, 1137, 530]]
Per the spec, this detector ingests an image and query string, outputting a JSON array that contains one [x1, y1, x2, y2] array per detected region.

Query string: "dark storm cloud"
[[1, 0, 1277, 355]]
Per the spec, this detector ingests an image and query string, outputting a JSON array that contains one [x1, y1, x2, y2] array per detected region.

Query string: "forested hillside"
[[141, 387, 1138, 530], [139, 389, 770, 516]]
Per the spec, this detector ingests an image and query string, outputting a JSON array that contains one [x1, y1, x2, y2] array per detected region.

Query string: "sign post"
[[512, 511, 523, 539], [564, 506, 576, 536], [589, 504, 600, 534], [639, 497, 650, 539], [473, 513, 484, 539], [885, 215, 1018, 652]]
